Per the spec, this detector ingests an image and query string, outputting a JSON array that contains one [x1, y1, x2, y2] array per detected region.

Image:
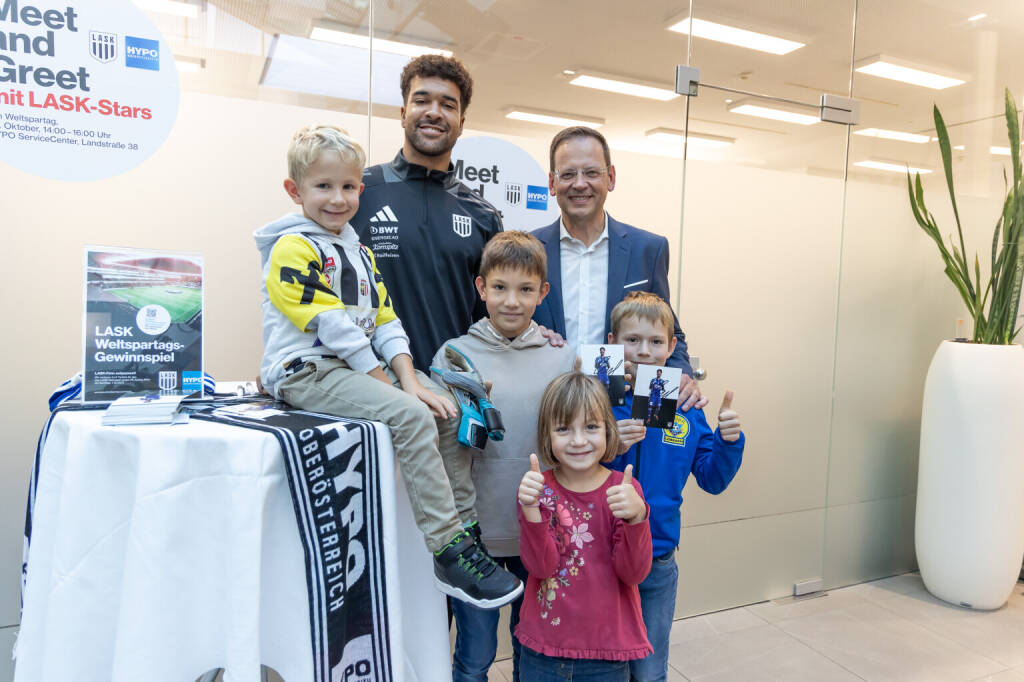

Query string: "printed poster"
[[83, 246, 202, 402]]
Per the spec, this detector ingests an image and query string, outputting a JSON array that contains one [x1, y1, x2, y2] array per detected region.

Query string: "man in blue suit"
[[532, 126, 704, 409]]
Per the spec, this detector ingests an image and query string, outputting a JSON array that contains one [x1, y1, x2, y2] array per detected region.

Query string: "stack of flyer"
[[102, 391, 195, 426]]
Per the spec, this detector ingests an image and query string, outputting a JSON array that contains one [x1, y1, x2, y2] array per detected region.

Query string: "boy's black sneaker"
[[464, 520, 485, 550], [433, 530, 522, 609]]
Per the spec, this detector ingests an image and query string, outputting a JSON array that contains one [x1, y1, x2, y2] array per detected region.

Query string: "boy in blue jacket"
[[607, 291, 745, 682]]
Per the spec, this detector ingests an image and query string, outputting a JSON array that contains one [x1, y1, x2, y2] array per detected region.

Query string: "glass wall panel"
[[675, 0, 855, 617], [827, 0, 1024, 587]]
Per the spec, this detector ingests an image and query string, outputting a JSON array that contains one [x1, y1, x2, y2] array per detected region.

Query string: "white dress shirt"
[[559, 214, 609, 349]]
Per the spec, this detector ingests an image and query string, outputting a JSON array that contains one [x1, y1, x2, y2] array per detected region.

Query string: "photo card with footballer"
[[631, 364, 683, 429], [581, 343, 625, 406]]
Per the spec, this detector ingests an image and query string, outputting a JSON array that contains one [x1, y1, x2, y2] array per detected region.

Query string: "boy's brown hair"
[[610, 291, 674, 339], [400, 55, 474, 113], [479, 231, 547, 283], [536, 372, 621, 468]]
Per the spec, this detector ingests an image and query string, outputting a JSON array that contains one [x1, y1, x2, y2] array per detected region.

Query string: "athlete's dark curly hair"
[[400, 55, 474, 113]]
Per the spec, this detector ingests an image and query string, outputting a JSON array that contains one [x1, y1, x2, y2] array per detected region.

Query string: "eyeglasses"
[[553, 166, 609, 184]]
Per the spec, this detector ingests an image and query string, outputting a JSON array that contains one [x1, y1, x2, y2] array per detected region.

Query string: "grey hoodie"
[[431, 318, 576, 556]]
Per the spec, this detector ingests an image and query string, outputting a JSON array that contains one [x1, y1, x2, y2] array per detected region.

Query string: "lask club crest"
[[89, 31, 117, 63], [505, 183, 523, 206], [452, 214, 472, 238], [158, 371, 177, 390]]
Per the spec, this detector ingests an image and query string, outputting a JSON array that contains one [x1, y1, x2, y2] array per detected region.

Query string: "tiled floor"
[[488, 574, 1024, 682]]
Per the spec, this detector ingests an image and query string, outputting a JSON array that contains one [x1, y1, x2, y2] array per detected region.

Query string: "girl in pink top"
[[516, 372, 653, 680]]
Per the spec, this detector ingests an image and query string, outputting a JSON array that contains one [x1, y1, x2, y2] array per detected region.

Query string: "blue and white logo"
[[182, 371, 203, 392], [125, 36, 160, 71], [526, 185, 548, 211]]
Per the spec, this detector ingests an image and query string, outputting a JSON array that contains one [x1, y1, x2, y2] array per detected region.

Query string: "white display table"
[[16, 410, 451, 682]]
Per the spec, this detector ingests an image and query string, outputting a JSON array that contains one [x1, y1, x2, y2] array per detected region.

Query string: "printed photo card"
[[581, 344, 625, 406], [630, 364, 683, 428]]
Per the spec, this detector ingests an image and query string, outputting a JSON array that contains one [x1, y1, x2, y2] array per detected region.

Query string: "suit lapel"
[[605, 216, 630, 334], [539, 221, 566, 337]]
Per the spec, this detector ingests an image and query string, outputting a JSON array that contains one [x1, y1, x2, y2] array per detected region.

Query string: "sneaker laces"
[[458, 540, 498, 580]]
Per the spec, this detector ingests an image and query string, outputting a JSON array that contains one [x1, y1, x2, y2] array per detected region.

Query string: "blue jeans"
[[520, 646, 629, 681], [452, 555, 529, 682], [629, 551, 678, 682]]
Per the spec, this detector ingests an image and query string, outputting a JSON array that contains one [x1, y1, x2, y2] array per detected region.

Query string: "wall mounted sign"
[[0, 0, 180, 181], [451, 135, 560, 232]]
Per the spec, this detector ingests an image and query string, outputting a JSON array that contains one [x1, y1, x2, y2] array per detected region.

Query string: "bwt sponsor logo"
[[125, 36, 159, 71], [526, 185, 548, 210]]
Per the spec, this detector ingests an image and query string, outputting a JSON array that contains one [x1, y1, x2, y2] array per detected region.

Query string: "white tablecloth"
[[15, 410, 451, 682]]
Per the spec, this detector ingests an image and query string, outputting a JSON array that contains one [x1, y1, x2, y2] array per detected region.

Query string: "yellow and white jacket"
[[255, 214, 410, 397]]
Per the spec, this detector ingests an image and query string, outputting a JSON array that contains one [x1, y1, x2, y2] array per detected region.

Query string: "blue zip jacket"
[[609, 393, 745, 558]]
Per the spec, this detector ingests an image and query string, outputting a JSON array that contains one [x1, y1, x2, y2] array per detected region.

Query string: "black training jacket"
[[351, 151, 504, 372]]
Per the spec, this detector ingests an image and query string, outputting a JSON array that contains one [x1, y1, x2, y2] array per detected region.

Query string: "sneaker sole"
[[433, 577, 524, 610]]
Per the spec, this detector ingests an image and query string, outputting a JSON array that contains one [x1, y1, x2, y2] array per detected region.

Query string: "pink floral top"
[[515, 469, 653, 661]]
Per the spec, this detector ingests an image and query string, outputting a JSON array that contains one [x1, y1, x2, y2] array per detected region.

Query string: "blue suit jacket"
[[531, 215, 693, 376]]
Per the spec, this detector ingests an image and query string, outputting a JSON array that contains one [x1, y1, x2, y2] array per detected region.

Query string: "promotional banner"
[[451, 135, 560, 232], [0, 0, 180, 181], [83, 246, 203, 402]]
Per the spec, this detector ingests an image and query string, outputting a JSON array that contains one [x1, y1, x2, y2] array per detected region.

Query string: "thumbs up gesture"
[[518, 453, 546, 515], [718, 391, 741, 442], [606, 465, 646, 525]]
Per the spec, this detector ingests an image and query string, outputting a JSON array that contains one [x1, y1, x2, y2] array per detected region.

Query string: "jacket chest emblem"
[[452, 214, 472, 238]]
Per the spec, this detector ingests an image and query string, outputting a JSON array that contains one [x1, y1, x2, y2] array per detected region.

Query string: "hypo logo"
[[182, 371, 203, 393], [125, 36, 160, 71], [526, 185, 548, 211]]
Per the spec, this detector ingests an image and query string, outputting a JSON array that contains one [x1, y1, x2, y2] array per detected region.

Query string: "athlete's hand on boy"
[[606, 465, 646, 525], [538, 326, 566, 347], [616, 419, 645, 453], [678, 375, 709, 411], [717, 390, 741, 442]]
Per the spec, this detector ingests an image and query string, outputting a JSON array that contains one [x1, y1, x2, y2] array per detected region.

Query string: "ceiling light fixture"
[[645, 127, 735, 148], [568, 71, 679, 101], [505, 107, 604, 128], [968, 13, 987, 21], [174, 55, 205, 73], [929, 137, 966, 150], [132, 0, 198, 18], [666, 16, 804, 55], [310, 22, 452, 57], [854, 128, 930, 144], [727, 99, 819, 125], [854, 160, 932, 174], [854, 55, 965, 90]]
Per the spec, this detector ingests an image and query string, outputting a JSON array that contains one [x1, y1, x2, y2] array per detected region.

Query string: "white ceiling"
[[154, 0, 1024, 184]]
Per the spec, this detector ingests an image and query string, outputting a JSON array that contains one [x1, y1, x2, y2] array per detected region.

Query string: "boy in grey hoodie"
[[255, 124, 522, 609], [432, 231, 576, 681]]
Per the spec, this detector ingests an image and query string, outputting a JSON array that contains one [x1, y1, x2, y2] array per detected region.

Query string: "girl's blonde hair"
[[536, 372, 621, 468]]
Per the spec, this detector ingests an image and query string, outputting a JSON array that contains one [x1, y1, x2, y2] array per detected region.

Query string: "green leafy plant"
[[907, 88, 1024, 344]]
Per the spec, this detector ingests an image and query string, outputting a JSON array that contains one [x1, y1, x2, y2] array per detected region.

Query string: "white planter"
[[916, 340, 1024, 610]]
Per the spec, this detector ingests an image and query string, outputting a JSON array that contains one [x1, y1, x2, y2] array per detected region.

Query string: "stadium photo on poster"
[[581, 344, 625, 406], [631, 364, 683, 429], [83, 246, 203, 402]]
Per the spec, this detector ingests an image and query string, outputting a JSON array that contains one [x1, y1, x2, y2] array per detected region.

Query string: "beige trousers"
[[277, 356, 476, 553]]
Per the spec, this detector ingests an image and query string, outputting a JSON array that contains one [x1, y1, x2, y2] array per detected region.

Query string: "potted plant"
[[908, 88, 1024, 610]]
